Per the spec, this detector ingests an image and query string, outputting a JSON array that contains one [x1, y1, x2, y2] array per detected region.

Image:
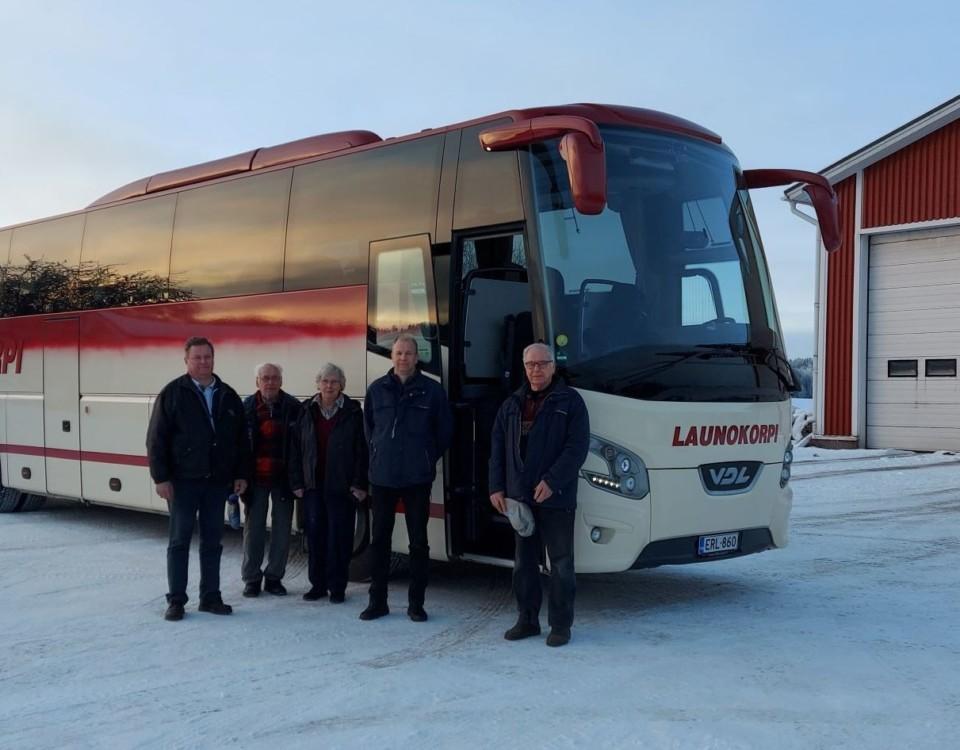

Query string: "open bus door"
[[448, 230, 533, 563], [350, 233, 441, 580]]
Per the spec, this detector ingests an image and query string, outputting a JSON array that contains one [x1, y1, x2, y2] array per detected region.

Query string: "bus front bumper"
[[630, 527, 775, 569]]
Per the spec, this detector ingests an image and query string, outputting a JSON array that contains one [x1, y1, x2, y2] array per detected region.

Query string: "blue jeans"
[[513, 506, 576, 630], [166, 479, 230, 605], [303, 489, 357, 596]]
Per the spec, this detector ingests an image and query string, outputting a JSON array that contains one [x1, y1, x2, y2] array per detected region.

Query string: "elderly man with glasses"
[[489, 342, 590, 647], [240, 362, 303, 598]]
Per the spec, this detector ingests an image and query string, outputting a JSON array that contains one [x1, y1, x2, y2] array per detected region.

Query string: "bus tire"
[[347, 505, 410, 582], [348, 504, 374, 582], [19, 494, 47, 512], [348, 549, 408, 583], [0, 487, 25, 513], [388, 552, 410, 578]]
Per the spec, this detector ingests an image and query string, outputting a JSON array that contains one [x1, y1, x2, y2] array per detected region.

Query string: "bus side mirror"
[[479, 116, 607, 215], [559, 131, 606, 215], [742, 169, 841, 253]]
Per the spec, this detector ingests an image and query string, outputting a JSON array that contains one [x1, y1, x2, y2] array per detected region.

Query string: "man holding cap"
[[489, 342, 589, 647]]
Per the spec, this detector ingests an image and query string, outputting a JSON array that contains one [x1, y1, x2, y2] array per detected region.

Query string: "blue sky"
[[2, 0, 958, 356]]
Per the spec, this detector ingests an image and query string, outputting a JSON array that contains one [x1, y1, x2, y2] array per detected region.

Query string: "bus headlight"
[[780, 440, 793, 488], [582, 436, 649, 499]]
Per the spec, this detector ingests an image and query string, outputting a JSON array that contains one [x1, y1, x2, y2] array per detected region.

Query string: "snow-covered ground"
[[3, 449, 959, 749]]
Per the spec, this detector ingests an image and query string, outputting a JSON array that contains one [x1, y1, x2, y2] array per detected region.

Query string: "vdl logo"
[[699, 461, 763, 495], [0, 337, 24, 374]]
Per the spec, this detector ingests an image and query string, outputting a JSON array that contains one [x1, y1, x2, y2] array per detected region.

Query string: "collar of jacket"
[[513, 375, 564, 402], [258, 389, 296, 406], [178, 372, 222, 391], [386, 368, 425, 390], [244, 389, 296, 409], [308, 392, 360, 413]]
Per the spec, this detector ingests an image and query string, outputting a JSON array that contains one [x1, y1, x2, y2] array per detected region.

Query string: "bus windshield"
[[530, 127, 789, 402]]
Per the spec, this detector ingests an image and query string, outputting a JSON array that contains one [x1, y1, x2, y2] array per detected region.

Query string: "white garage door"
[[867, 225, 960, 451]]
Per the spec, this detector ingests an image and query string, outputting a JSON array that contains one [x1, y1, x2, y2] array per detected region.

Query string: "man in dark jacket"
[[289, 363, 368, 603], [489, 342, 590, 647], [146, 336, 251, 622], [240, 363, 302, 598], [360, 334, 453, 622]]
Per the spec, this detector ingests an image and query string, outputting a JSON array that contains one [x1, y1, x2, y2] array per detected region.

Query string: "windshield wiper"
[[593, 344, 798, 393], [601, 346, 745, 391], [698, 343, 799, 392]]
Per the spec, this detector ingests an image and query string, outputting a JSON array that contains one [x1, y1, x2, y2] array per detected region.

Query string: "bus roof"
[[85, 104, 721, 210], [0, 104, 722, 231]]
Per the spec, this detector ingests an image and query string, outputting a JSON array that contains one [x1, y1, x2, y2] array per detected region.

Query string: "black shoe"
[[302, 588, 328, 601], [504, 621, 541, 641], [243, 581, 261, 598], [264, 579, 287, 596], [198, 597, 233, 616], [359, 602, 389, 620], [164, 602, 185, 621], [546, 627, 571, 647], [329, 592, 345, 604], [407, 605, 428, 622]]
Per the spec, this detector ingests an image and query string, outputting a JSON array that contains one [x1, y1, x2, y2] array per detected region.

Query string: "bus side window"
[[169, 170, 291, 299], [454, 123, 523, 231], [5, 215, 84, 314], [79, 196, 177, 308], [285, 135, 443, 292]]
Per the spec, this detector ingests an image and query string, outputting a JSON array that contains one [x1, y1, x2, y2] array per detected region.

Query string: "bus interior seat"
[[583, 283, 648, 358]]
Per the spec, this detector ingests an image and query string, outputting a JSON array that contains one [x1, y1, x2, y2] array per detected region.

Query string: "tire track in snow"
[[360, 569, 512, 669]]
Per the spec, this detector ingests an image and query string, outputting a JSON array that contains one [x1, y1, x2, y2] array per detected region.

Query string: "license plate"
[[697, 532, 740, 556]]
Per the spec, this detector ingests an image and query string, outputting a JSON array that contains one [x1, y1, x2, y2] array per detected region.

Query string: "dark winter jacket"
[[488, 379, 590, 510], [146, 374, 251, 485], [364, 369, 453, 489], [289, 394, 368, 499], [242, 389, 302, 493]]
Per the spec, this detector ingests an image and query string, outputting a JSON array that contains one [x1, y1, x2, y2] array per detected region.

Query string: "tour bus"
[[0, 104, 839, 576]]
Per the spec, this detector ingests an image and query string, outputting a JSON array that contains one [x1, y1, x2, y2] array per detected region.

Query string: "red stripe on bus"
[[0, 444, 148, 466], [0, 286, 367, 350], [396, 498, 445, 519], [1, 443, 445, 516]]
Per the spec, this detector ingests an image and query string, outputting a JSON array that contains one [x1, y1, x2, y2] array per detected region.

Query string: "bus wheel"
[[348, 504, 374, 582], [388, 552, 409, 578], [346, 505, 410, 582], [348, 549, 408, 582], [0, 487, 25, 512], [19, 494, 47, 512]]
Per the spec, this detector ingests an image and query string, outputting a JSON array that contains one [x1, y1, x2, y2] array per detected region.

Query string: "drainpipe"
[[787, 197, 822, 432]]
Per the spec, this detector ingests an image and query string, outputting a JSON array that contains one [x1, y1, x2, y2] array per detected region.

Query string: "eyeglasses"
[[523, 360, 554, 370]]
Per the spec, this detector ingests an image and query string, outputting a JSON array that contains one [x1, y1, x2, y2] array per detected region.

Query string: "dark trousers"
[[513, 506, 576, 630], [166, 479, 229, 605], [241, 485, 295, 584], [303, 488, 357, 596], [368, 484, 431, 607]]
